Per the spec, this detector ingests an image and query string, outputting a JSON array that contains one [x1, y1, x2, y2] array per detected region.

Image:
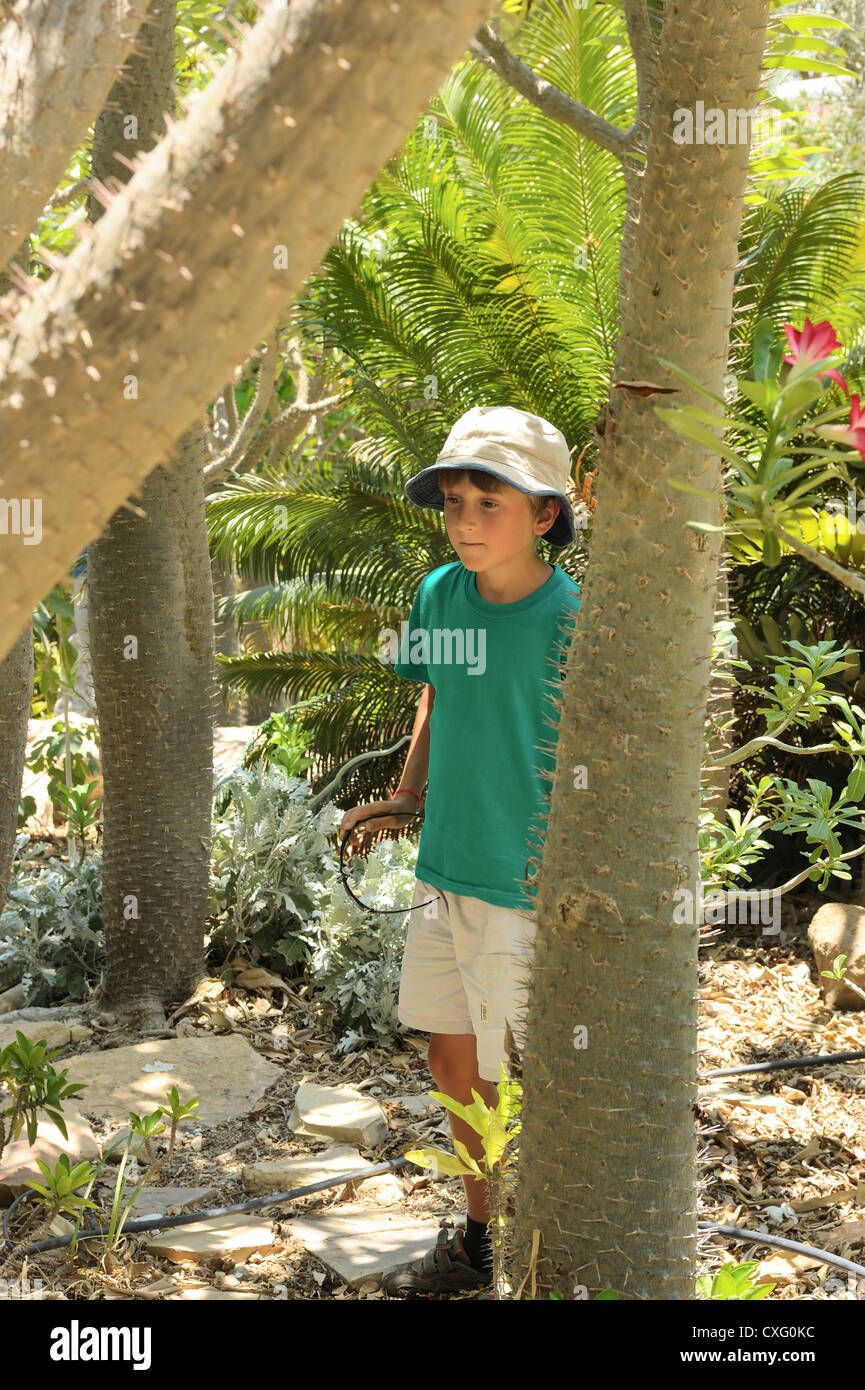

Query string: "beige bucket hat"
[[403, 405, 578, 547]]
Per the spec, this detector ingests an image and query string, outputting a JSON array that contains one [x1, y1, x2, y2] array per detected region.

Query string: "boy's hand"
[[339, 795, 419, 864]]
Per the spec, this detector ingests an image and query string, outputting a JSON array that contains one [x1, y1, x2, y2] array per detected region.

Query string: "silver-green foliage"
[[208, 763, 419, 1052], [303, 834, 419, 1054], [208, 765, 342, 970], [0, 836, 104, 1004], [2, 766, 420, 1049]]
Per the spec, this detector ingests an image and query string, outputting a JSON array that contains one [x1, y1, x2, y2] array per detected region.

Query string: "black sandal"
[[381, 1227, 492, 1294]]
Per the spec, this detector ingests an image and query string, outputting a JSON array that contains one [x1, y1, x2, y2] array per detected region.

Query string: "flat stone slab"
[[0, 1110, 99, 1202], [62, 1035, 276, 1129], [126, 1185, 220, 1218], [0, 1008, 89, 1047], [0, 1021, 73, 1052], [287, 1206, 442, 1286], [242, 1144, 369, 1195], [289, 1083, 389, 1147], [145, 1215, 279, 1266]]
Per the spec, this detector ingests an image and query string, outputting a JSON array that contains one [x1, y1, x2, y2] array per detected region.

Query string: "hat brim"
[[404, 460, 577, 547]]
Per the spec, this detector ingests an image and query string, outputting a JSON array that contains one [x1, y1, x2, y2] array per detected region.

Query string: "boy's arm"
[[393, 683, 434, 803]]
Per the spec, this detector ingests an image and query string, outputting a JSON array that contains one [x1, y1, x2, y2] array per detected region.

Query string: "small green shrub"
[[696, 1261, 775, 1300], [240, 712, 316, 780], [23, 719, 100, 824], [0, 1029, 88, 1162]]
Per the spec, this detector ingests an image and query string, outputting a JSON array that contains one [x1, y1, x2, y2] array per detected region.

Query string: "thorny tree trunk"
[[0, 0, 501, 662], [0, 239, 34, 925], [87, 0, 215, 1026], [0, 626, 33, 921], [702, 557, 734, 818], [0, 0, 147, 271], [511, 0, 770, 1299], [89, 423, 217, 1024]]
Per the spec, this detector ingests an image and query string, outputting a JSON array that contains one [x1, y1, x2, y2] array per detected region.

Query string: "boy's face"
[[439, 473, 559, 571]]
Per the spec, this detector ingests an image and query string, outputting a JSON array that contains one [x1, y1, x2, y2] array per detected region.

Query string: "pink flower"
[[782, 317, 848, 396], [812, 394, 865, 463]]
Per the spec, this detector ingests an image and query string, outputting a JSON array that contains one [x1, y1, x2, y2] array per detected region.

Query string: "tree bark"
[[0, 625, 33, 920], [0, 0, 149, 269], [89, 422, 216, 1024], [702, 556, 734, 818], [86, 0, 215, 1027], [0, 0, 500, 663], [0, 238, 34, 923], [511, 0, 770, 1299]]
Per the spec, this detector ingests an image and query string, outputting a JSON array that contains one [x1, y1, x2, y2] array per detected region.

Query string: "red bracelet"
[[394, 786, 422, 804]]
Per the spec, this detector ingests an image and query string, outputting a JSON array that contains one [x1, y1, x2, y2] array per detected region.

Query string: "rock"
[[0, 1003, 85, 1026], [0, 1021, 71, 1053], [392, 1093, 439, 1118], [356, 1174, 405, 1206], [287, 1206, 442, 1287], [0, 1110, 99, 1202], [807, 903, 865, 1009], [125, 1185, 220, 1218], [288, 1083, 389, 1147], [60, 1034, 278, 1130], [48, 1214, 76, 1238], [0, 985, 27, 1016], [242, 1144, 369, 1195], [69, 1026, 92, 1043], [754, 1250, 824, 1282], [145, 1215, 279, 1266]]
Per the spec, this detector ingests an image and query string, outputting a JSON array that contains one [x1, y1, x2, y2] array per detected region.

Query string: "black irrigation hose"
[[696, 1049, 865, 1281], [2, 1156, 414, 1257], [6, 1155, 865, 1287], [2, 1184, 105, 1253], [700, 1049, 865, 1080], [698, 1223, 865, 1281]]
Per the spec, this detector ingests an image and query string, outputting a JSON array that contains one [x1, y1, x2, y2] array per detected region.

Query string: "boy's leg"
[[428, 1032, 499, 1221]]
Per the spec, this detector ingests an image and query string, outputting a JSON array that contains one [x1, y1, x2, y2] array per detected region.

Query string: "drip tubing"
[[5, 1158, 865, 1287], [699, 1222, 865, 1280], [1, 1156, 413, 1257], [700, 1048, 865, 1080]]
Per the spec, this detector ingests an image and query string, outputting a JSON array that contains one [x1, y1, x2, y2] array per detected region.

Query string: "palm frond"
[[731, 171, 865, 373]]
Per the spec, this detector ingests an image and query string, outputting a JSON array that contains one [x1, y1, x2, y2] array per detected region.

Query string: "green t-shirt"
[[392, 560, 581, 911]]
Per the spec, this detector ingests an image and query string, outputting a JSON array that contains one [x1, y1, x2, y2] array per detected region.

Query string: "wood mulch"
[[696, 887, 865, 1299]]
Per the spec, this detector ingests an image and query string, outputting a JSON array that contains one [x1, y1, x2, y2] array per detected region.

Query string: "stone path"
[[0, 1024, 447, 1290], [285, 1207, 442, 1287], [62, 1034, 276, 1130], [145, 1215, 280, 1265], [288, 1083, 389, 1146]]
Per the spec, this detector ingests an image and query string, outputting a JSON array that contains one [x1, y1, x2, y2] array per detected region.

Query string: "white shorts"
[[397, 877, 537, 1084]]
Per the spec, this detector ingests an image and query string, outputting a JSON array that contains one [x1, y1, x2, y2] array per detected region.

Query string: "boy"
[[340, 405, 581, 1294]]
